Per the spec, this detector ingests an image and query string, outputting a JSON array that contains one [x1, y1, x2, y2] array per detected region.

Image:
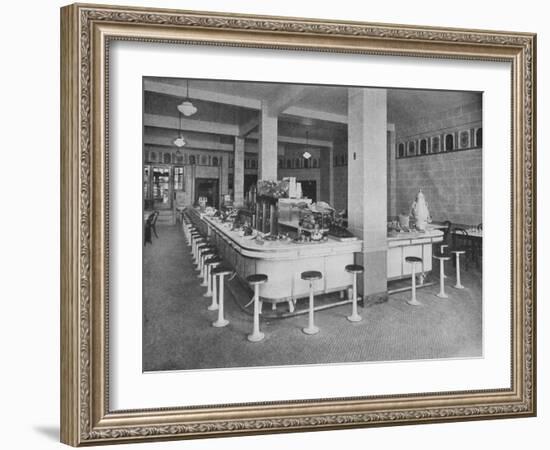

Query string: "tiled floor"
[[143, 225, 482, 372]]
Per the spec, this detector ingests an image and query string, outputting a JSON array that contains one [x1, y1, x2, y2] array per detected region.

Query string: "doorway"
[[195, 178, 219, 208], [300, 180, 317, 202], [148, 165, 172, 210]]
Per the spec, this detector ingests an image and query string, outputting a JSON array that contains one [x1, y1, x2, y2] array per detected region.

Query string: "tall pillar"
[[347, 88, 388, 303], [258, 101, 278, 181], [387, 124, 396, 218], [234, 137, 245, 206], [328, 143, 334, 206]]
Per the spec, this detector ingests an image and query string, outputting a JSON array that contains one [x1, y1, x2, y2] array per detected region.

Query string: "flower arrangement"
[[257, 179, 289, 199]]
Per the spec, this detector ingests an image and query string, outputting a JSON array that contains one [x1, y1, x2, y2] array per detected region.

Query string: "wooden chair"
[[143, 211, 159, 246]]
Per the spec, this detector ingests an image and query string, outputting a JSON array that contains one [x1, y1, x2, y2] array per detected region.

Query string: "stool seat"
[[212, 266, 233, 277], [345, 264, 364, 274], [433, 254, 451, 261], [301, 271, 322, 281], [451, 249, 466, 254], [405, 256, 423, 263], [205, 256, 223, 265], [246, 274, 268, 285]]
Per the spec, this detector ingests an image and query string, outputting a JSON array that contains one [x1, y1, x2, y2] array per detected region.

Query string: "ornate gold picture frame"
[[60, 3, 536, 446]]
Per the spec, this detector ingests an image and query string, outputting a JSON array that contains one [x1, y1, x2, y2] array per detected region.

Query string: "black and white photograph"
[[142, 78, 483, 372]]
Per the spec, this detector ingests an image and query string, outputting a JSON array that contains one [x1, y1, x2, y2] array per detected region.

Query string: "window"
[[312, 158, 318, 168], [432, 136, 440, 153], [251, 160, 256, 169], [212, 156, 219, 166], [460, 131, 470, 148], [445, 134, 454, 151], [163, 152, 171, 164], [398, 143, 405, 158], [278, 158, 283, 168], [201, 155, 207, 165], [408, 141, 415, 155], [286, 159, 292, 169], [189, 155, 196, 165], [420, 139, 427, 155], [174, 166, 184, 190], [150, 151, 157, 162], [476, 128, 483, 147], [294, 158, 300, 169]]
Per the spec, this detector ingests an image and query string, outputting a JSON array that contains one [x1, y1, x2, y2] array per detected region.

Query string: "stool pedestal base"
[[407, 298, 423, 306], [247, 331, 265, 342], [212, 319, 229, 328], [302, 326, 319, 335], [347, 313, 362, 323]]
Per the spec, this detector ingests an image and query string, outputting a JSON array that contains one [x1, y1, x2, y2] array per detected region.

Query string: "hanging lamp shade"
[[177, 79, 198, 116], [177, 100, 197, 117], [302, 130, 312, 159], [173, 136, 186, 147]]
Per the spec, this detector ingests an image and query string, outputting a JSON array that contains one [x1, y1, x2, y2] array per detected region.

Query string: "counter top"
[[387, 227, 444, 247], [202, 214, 362, 260]]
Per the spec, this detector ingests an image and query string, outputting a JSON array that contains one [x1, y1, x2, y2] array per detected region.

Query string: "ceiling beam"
[[144, 113, 239, 136], [238, 116, 259, 137], [266, 85, 314, 117], [144, 79, 261, 109], [281, 106, 347, 124], [247, 132, 332, 148], [144, 135, 234, 151]]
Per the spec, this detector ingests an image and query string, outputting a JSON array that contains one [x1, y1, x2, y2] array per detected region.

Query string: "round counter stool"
[[433, 254, 451, 299], [199, 250, 216, 284], [197, 245, 216, 275], [246, 274, 268, 342], [188, 230, 199, 251], [405, 256, 423, 306], [451, 249, 466, 289], [345, 264, 364, 322], [191, 235, 204, 261], [211, 266, 234, 328], [439, 244, 449, 278], [301, 271, 323, 335], [194, 243, 209, 268], [204, 256, 223, 308]]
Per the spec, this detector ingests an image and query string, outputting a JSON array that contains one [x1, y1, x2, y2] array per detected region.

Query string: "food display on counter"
[[328, 224, 356, 240], [256, 179, 289, 199], [254, 232, 291, 245]]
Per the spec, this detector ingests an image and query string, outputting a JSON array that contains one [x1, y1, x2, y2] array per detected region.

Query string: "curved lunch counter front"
[[189, 209, 362, 307]]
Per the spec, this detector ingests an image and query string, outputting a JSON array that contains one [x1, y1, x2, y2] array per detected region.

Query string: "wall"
[[332, 131, 348, 211], [390, 100, 482, 225], [4, 2, 547, 450], [394, 149, 482, 225]]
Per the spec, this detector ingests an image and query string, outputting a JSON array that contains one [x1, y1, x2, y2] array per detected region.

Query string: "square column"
[[234, 137, 245, 206], [258, 101, 278, 181], [387, 124, 397, 218], [347, 88, 388, 303]]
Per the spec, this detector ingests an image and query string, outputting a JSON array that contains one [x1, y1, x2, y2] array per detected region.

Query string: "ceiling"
[[144, 77, 481, 150]]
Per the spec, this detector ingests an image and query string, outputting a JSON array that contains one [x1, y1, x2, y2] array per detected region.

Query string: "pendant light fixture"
[[173, 109, 186, 148], [177, 79, 198, 117], [302, 130, 312, 160]]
